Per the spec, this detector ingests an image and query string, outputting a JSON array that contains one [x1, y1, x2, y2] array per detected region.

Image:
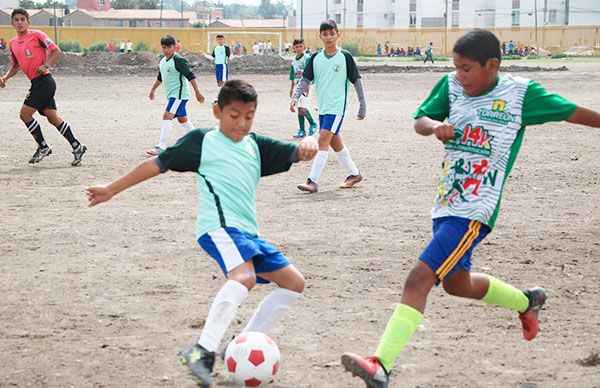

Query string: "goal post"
[[207, 31, 283, 56]]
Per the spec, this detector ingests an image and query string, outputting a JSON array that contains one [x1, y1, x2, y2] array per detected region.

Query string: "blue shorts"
[[165, 98, 188, 117], [215, 64, 229, 83], [319, 114, 344, 135], [419, 216, 490, 284], [198, 227, 290, 284]]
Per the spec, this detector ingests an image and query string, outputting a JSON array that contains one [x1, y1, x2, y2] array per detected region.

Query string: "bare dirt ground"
[[1, 65, 600, 388]]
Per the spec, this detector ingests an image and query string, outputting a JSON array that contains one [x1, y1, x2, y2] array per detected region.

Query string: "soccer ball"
[[224, 332, 281, 387]]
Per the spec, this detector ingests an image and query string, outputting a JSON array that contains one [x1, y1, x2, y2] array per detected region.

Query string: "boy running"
[[147, 35, 205, 156], [342, 29, 600, 388], [289, 38, 317, 139], [292, 20, 366, 193], [0, 9, 86, 166], [85, 80, 318, 388], [201, 34, 232, 102]]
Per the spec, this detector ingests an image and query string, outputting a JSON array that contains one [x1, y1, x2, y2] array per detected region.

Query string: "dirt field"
[[1, 65, 599, 388]]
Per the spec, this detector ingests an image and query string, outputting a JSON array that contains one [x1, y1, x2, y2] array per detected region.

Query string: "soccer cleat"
[[297, 178, 318, 193], [181, 344, 215, 387], [146, 146, 165, 156], [29, 147, 52, 164], [340, 174, 363, 189], [293, 128, 306, 138], [519, 287, 547, 341], [71, 144, 87, 166], [341, 352, 389, 388], [308, 123, 317, 136]]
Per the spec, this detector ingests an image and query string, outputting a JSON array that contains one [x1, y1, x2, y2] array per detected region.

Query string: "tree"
[[258, 0, 286, 19], [111, 0, 137, 9]]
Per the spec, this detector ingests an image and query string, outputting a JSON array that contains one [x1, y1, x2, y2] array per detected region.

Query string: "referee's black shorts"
[[24, 74, 57, 116]]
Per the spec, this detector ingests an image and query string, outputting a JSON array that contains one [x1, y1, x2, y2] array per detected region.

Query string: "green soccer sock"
[[298, 115, 306, 131], [482, 275, 529, 313], [305, 111, 316, 125], [374, 303, 423, 372]]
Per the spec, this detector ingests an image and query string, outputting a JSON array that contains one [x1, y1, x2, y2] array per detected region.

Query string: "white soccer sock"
[[216, 87, 222, 100], [180, 120, 195, 133], [336, 147, 359, 176], [198, 280, 249, 352], [242, 288, 301, 334], [158, 120, 173, 149], [309, 150, 329, 183]]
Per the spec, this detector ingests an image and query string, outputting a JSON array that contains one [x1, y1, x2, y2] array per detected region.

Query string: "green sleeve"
[[302, 52, 318, 81], [412, 74, 450, 122], [174, 55, 195, 80], [250, 133, 298, 177], [289, 64, 295, 81], [343, 50, 361, 83], [157, 128, 211, 173], [522, 80, 577, 126]]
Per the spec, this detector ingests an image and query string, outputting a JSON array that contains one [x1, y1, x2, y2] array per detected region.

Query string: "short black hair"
[[216, 34, 224, 39], [11, 8, 29, 20], [320, 19, 338, 33], [160, 35, 176, 46], [293, 38, 304, 46], [453, 29, 501, 66], [217, 80, 258, 110]]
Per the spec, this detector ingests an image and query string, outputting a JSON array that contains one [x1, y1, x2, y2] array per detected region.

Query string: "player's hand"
[[289, 90, 293, 98], [433, 123, 455, 144], [297, 136, 318, 161], [85, 186, 114, 207], [290, 100, 297, 113], [196, 92, 205, 103], [0, 76, 6, 88], [149, 90, 155, 100], [35, 66, 46, 75]]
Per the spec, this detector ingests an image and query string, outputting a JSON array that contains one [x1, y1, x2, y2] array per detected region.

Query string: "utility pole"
[[181, 0, 184, 28], [444, 0, 448, 55], [300, 0, 304, 38], [160, 0, 164, 28], [534, 0, 538, 51], [564, 0, 569, 25], [343, 0, 347, 28], [326, 0, 329, 20], [53, 1, 58, 44]]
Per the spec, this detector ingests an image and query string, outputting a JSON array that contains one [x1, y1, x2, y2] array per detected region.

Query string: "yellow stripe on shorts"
[[435, 220, 481, 281]]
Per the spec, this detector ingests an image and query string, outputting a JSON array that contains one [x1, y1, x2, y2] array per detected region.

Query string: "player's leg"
[[330, 133, 362, 188], [294, 107, 307, 138], [148, 99, 178, 155], [297, 115, 336, 193], [176, 115, 195, 133], [20, 104, 52, 163], [43, 108, 86, 166]]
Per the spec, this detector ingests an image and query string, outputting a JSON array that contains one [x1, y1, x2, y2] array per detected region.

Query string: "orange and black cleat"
[[519, 287, 547, 341]]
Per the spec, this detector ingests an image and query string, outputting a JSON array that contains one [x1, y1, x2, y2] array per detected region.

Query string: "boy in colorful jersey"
[[292, 20, 366, 193], [201, 34, 232, 101], [341, 29, 600, 388], [288, 38, 317, 139], [85, 80, 318, 388], [146, 35, 205, 156], [0, 9, 86, 166]]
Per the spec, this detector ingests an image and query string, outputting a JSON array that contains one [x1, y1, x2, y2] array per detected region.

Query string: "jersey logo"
[[478, 99, 518, 124], [333, 64, 341, 72], [45, 38, 53, 47], [492, 99, 506, 112], [25, 49, 32, 58], [446, 124, 494, 156]]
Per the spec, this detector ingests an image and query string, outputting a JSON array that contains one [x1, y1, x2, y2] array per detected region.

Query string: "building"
[[77, 0, 110, 11], [63, 8, 192, 28], [1, 8, 68, 26], [294, 0, 600, 29], [207, 18, 287, 28]]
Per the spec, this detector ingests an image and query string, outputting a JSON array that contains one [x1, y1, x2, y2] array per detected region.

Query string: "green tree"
[[112, 0, 136, 9], [258, 0, 286, 19]]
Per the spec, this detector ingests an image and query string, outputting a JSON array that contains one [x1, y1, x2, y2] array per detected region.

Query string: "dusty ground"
[[1, 64, 599, 388]]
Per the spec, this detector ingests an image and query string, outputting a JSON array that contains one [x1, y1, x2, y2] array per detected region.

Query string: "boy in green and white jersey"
[[292, 20, 367, 193], [85, 80, 318, 387], [342, 29, 600, 388], [288, 37, 317, 138], [147, 35, 205, 156], [201, 34, 232, 101]]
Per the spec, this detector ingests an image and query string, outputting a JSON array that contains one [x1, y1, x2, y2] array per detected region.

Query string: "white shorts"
[[297, 94, 311, 109]]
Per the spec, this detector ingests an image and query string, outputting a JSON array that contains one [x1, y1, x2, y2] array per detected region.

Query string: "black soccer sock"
[[55, 121, 81, 149], [25, 119, 48, 149]]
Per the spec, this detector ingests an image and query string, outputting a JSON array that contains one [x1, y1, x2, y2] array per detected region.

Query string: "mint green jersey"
[[212, 44, 231, 65], [302, 49, 360, 115], [157, 128, 297, 238], [414, 73, 576, 228], [158, 53, 195, 100]]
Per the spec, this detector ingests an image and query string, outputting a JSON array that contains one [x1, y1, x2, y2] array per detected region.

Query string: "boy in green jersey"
[[85, 80, 318, 387], [288, 37, 317, 138], [292, 20, 367, 193], [147, 35, 205, 156], [342, 29, 600, 388], [201, 34, 232, 102]]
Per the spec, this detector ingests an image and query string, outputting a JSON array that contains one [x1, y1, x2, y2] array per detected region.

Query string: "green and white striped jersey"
[[414, 73, 576, 229]]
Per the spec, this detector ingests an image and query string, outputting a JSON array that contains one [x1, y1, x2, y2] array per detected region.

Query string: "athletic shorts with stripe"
[[319, 114, 344, 135], [24, 74, 57, 115], [198, 226, 290, 284], [215, 64, 229, 83], [419, 216, 490, 284], [165, 98, 188, 117]]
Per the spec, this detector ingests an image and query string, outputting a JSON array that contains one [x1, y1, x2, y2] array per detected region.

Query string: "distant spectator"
[[107, 39, 115, 53], [119, 40, 125, 53], [252, 42, 260, 55], [384, 41, 390, 56], [508, 40, 514, 55], [233, 41, 241, 56], [424, 42, 434, 64], [0, 37, 6, 50], [266, 40, 273, 54], [258, 40, 265, 54], [501, 41, 506, 55], [126, 40, 133, 53], [284, 41, 290, 54], [415, 46, 421, 56], [407, 46, 414, 57], [376, 43, 382, 56], [175, 40, 181, 52]]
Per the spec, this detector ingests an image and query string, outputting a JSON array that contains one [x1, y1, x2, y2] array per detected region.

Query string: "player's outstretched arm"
[[0, 64, 21, 88], [353, 78, 367, 120], [85, 158, 161, 207], [189, 79, 205, 103], [149, 80, 161, 100], [415, 116, 455, 143], [567, 106, 600, 128]]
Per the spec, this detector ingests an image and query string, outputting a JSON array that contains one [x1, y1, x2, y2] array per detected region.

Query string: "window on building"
[[334, 0, 341, 4], [115, 20, 123, 27], [357, 0, 363, 12], [129, 20, 137, 27], [49, 18, 55, 26], [357, 13, 363, 27], [452, 0, 460, 11], [99, 0, 105, 6], [548, 9, 557, 24], [409, 0, 416, 12], [409, 12, 416, 27], [334, 13, 341, 24], [451, 11, 459, 27], [511, 10, 520, 26], [388, 13, 395, 26], [512, 0, 520, 8]]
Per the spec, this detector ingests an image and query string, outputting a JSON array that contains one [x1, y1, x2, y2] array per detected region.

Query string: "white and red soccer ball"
[[225, 332, 281, 387]]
